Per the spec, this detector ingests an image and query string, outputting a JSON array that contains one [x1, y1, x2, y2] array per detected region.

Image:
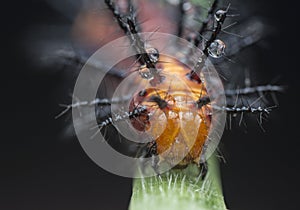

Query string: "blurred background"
[[1, 0, 299, 210]]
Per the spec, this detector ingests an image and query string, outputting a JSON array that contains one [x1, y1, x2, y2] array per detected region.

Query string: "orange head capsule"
[[129, 55, 212, 168]]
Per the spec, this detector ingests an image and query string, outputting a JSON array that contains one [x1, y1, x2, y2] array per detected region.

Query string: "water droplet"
[[214, 9, 227, 22], [208, 39, 226, 58], [198, 57, 202, 63], [146, 47, 159, 63], [183, 2, 192, 11], [139, 65, 154, 80]]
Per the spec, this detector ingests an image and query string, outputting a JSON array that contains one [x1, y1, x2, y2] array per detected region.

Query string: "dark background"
[[1, 0, 299, 210]]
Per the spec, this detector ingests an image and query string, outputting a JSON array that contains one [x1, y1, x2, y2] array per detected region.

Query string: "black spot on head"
[[149, 96, 168, 109], [186, 71, 201, 84], [196, 96, 210, 109], [138, 89, 147, 96]]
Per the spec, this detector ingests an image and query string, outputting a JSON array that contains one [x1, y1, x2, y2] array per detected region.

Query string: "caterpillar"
[[45, 0, 283, 176]]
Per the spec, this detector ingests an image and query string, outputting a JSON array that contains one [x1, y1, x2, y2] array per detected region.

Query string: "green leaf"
[[129, 155, 227, 210]]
